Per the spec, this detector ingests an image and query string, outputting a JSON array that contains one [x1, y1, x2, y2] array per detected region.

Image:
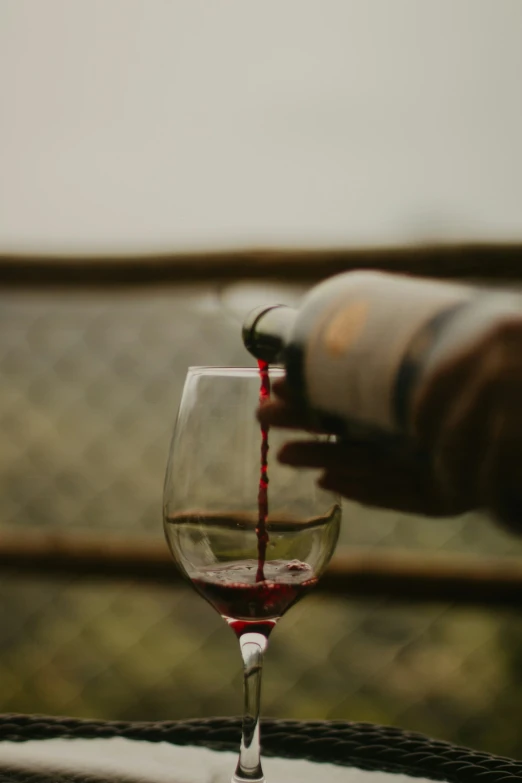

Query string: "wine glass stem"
[[233, 631, 268, 783]]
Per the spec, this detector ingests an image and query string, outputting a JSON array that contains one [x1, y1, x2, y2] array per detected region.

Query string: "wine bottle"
[[242, 271, 522, 444]]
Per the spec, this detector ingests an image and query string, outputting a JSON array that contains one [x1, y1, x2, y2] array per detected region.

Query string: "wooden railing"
[[2, 241, 522, 608], [1, 530, 521, 608], [1, 242, 522, 287]]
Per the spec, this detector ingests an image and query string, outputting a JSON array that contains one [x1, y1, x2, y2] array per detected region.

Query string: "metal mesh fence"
[[0, 284, 522, 759]]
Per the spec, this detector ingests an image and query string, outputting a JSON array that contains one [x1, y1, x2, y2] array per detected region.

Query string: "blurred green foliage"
[[0, 287, 521, 759]]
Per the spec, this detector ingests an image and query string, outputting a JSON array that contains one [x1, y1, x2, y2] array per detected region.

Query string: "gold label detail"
[[323, 301, 369, 357]]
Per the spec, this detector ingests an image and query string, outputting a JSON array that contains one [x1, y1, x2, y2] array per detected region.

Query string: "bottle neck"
[[242, 305, 297, 363]]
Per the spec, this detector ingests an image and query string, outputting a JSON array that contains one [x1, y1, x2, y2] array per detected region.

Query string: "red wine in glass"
[[256, 359, 270, 582], [192, 558, 318, 638]]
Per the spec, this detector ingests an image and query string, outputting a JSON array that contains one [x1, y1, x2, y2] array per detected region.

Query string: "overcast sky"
[[1, 1, 522, 253]]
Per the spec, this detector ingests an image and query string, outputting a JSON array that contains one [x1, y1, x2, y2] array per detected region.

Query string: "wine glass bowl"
[[164, 507, 340, 624], [163, 366, 341, 782]]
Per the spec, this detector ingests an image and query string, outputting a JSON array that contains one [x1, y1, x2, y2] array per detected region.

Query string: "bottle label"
[[302, 272, 475, 434]]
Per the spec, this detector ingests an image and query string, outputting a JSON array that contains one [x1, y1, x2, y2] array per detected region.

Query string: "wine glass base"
[[232, 776, 265, 783]]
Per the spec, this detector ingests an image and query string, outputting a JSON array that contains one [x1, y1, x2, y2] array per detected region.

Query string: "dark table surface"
[[0, 715, 521, 783]]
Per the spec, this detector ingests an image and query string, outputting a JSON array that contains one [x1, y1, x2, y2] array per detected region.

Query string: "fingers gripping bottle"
[[242, 271, 522, 447]]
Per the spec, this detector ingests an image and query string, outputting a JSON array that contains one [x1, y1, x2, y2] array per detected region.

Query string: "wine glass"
[[163, 366, 341, 783]]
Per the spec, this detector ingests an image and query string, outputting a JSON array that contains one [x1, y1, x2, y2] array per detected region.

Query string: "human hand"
[[413, 315, 522, 534], [257, 378, 471, 519], [258, 312, 522, 536]]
